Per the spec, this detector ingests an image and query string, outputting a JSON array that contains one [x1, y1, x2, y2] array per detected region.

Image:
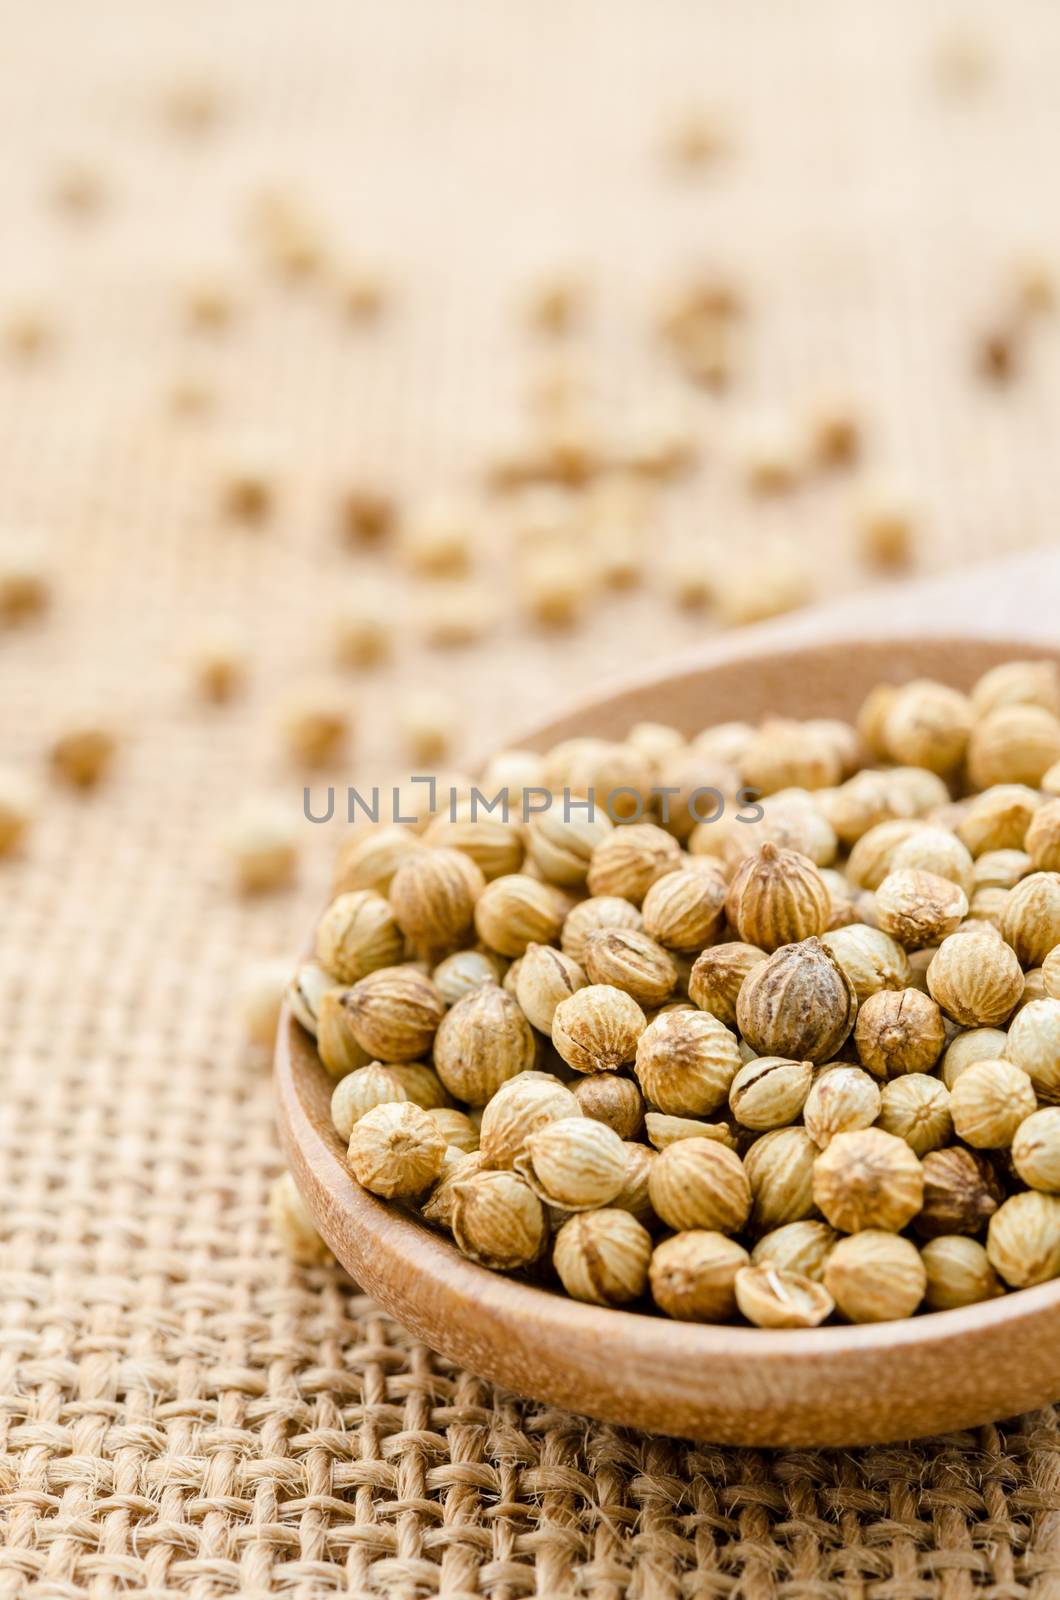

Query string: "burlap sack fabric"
[[3, 1, 1060, 1592]]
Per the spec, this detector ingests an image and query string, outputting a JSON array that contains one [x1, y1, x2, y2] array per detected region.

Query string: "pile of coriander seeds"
[[288, 657, 1060, 1328]]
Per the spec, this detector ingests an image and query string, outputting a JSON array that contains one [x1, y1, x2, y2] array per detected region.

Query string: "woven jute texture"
[[3, 1, 1060, 1594]]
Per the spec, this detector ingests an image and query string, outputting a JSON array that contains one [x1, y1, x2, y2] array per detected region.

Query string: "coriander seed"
[[882, 680, 972, 776], [824, 1232, 926, 1323], [736, 937, 857, 1064], [877, 1075, 953, 1156], [316, 890, 404, 984], [821, 924, 911, 1002], [649, 1230, 749, 1321], [450, 1170, 548, 1270], [969, 705, 1060, 790], [552, 984, 646, 1074], [634, 1008, 741, 1115], [270, 1172, 331, 1266], [812, 1128, 923, 1233], [389, 847, 485, 954], [586, 822, 682, 903], [688, 941, 767, 1023], [986, 1190, 1060, 1287], [333, 827, 424, 898], [921, 1236, 1003, 1309], [433, 984, 537, 1105], [345, 966, 445, 1062], [641, 864, 727, 952], [474, 874, 566, 957], [950, 1059, 1036, 1148], [729, 1056, 813, 1130], [999, 871, 1060, 967], [331, 1061, 449, 1140], [478, 1072, 580, 1168], [431, 949, 502, 1007], [915, 1146, 1002, 1238], [724, 843, 831, 951], [853, 987, 945, 1077], [875, 868, 968, 948], [743, 1127, 818, 1232], [1005, 999, 1060, 1099], [647, 1137, 751, 1233], [803, 1065, 881, 1148], [1011, 1106, 1060, 1192], [515, 942, 587, 1032], [583, 926, 677, 1007], [553, 1210, 653, 1306], [316, 991, 372, 1078], [751, 1219, 838, 1281], [926, 926, 1023, 1025], [734, 1264, 834, 1328], [347, 1101, 447, 1198], [517, 1116, 627, 1210]]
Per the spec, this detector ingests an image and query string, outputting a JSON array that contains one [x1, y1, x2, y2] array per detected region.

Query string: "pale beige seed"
[[729, 1056, 813, 1130], [424, 1108, 479, 1154], [854, 987, 945, 1078], [641, 864, 727, 952], [345, 967, 445, 1062], [968, 705, 1060, 790], [347, 1101, 447, 1198], [552, 984, 646, 1074], [921, 1235, 1003, 1309], [957, 784, 1041, 857], [423, 812, 525, 882], [877, 1076, 953, 1156], [573, 1073, 644, 1140], [687, 942, 767, 1024], [813, 1128, 923, 1233], [875, 869, 968, 949], [474, 874, 566, 958], [824, 1232, 926, 1322], [1012, 1106, 1060, 1192], [583, 927, 677, 1007], [648, 1137, 751, 1233], [433, 985, 537, 1104], [734, 1264, 834, 1328], [973, 848, 1032, 890], [389, 847, 485, 953], [882, 680, 972, 776], [431, 949, 502, 1007], [1005, 999, 1060, 1100], [999, 871, 1060, 967], [239, 957, 290, 1046], [803, 1066, 881, 1148], [972, 659, 1060, 720], [724, 842, 831, 952], [737, 938, 857, 1064], [1026, 799, 1060, 873], [421, 1150, 488, 1228], [821, 925, 912, 1003], [517, 1116, 627, 1209], [279, 682, 351, 767], [450, 1170, 548, 1270], [751, 1220, 839, 1281], [586, 823, 682, 903], [950, 1059, 1036, 1148], [515, 943, 587, 1032], [527, 809, 614, 888], [635, 1008, 741, 1115], [986, 1190, 1060, 1287], [316, 890, 404, 984], [225, 800, 298, 893], [560, 895, 643, 964], [332, 827, 425, 898], [740, 720, 838, 795], [649, 1231, 749, 1321], [940, 1026, 1010, 1089], [743, 1127, 819, 1232], [478, 1072, 580, 1168], [644, 1113, 736, 1150], [1044, 946, 1060, 1000], [286, 960, 333, 1038], [316, 991, 373, 1078], [926, 927, 1023, 1026], [553, 1210, 653, 1306], [889, 827, 974, 897], [330, 1062, 448, 1139], [269, 1172, 332, 1266]]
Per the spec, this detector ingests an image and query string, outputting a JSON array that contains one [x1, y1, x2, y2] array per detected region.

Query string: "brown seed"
[[573, 1073, 645, 1140], [853, 987, 946, 1078], [915, 1146, 1003, 1238], [736, 937, 857, 1064], [433, 984, 537, 1105], [347, 1101, 447, 1198], [345, 967, 445, 1062], [389, 847, 485, 954], [875, 869, 968, 948], [724, 842, 832, 951]]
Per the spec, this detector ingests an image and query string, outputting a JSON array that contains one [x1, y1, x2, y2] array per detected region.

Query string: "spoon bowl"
[[276, 631, 1060, 1446]]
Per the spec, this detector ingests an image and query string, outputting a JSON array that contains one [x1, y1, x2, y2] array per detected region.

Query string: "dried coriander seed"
[[560, 895, 643, 964], [875, 869, 968, 948], [877, 1075, 953, 1156], [921, 1235, 1003, 1309], [345, 966, 445, 1062], [641, 865, 727, 952], [915, 1146, 1002, 1238], [316, 890, 404, 984], [820, 924, 911, 1002], [331, 1061, 449, 1141], [743, 1127, 818, 1232], [644, 1113, 736, 1150], [552, 984, 646, 1074], [270, 1172, 331, 1266], [949, 1057, 1035, 1148], [649, 1230, 749, 1321], [803, 1065, 881, 1148], [450, 1169, 548, 1270], [477, 1073, 579, 1169], [751, 1219, 838, 1281], [586, 823, 682, 903], [583, 926, 677, 1007], [688, 942, 767, 1023], [824, 1232, 926, 1323], [999, 871, 1060, 967], [926, 927, 1023, 1026], [389, 847, 485, 954], [315, 990, 372, 1078], [1005, 999, 1060, 1100], [553, 1210, 653, 1306], [515, 942, 587, 1032], [969, 706, 1060, 790], [734, 1264, 834, 1328], [737, 937, 857, 1064], [333, 827, 424, 897], [728, 1056, 813, 1131], [986, 1190, 1060, 1287], [882, 680, 972, 776], [1011, 1107, 1060, 1192], [572, 1073, 644, 1140], [812, 1128, 923, 1233], [474, 873, 566, 957], [431, 949, 503, 1006], [724, 843, 831, 951], [347, 1101, 447, 1198], [634, 1008, 741, 1115], [647, 1137, 751, 1233], [517, 1117, 627, 1210], [433, 985, 537, 1105], [854, 987, 945, 1077]]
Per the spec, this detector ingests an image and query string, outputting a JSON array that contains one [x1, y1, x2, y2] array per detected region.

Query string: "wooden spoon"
[[277, 558, 1060, 1447]]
